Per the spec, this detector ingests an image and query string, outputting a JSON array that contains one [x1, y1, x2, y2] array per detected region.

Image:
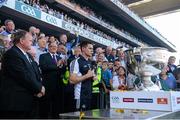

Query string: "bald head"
[[29, 26, 36, 34], [74, 46, 81, 57], [106, 46, 112, 55]]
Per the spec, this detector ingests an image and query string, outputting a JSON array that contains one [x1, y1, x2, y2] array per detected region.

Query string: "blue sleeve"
[[170, 73, 176, 81], [169, 73, 177, 88], [108, 70, 113, 80]]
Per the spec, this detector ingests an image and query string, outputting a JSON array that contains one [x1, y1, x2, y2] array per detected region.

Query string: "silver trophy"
[[127, 47, 169, 91]]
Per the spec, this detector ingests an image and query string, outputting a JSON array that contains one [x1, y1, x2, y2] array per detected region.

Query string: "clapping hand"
[[118, 84, 127, 90]]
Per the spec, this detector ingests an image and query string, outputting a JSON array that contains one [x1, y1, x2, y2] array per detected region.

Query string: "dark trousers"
[[62, 87, 75, 113], [39, 90, 61, 119], [91, 93, 100, 109], [31, 97, 40, 118], [80, 98, 92, 111], [75, 98, 92, 111], [104, 93, 110, 109], [0, 111, 32, 119], [99, 87, 110, 109]]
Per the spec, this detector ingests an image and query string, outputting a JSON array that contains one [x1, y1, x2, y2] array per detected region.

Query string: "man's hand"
[[105, 88, 109, 93], [93, 76, 98, 81], [41, 86, 45, 95], [36, 86, 45, 98], [57, 59, 64, 67], [118, 84, 127, 90], [86, 70, 95, 79]]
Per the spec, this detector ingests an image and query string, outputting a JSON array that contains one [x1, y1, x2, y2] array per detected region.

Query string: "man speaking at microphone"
[[70, 41, 97, 111]]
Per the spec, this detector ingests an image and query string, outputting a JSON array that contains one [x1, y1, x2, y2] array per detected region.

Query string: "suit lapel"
[[47, 53, 61, 64], [14, 46, 34, 70], [47, 53, 54, 63], [14, 46, 41, 81], [27, 53, 38, 73], [31, 61, 41, 81], [14, 46, 31, 64]]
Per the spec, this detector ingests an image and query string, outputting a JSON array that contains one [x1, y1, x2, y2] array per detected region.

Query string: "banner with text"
[[62, 21, 118, 48], [41, 12, 62, 28], [15, 1, 41, 19]]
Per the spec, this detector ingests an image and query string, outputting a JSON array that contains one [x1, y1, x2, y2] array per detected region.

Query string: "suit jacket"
[[39, 52, 65, 94], [28, 54, 42, 82], [0, 46, 42, 111]]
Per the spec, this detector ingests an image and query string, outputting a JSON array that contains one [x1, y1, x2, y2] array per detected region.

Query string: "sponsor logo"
[[111, 96, 120, 103], [123, 98, 134, 102], [138, 98, 153, 103], [62, 21, 78, 33], [21, 4, 36, 17], [157, 98, 168, 104], [15, 1, 41, 19], [62, 21, 116, 48], [46, 15, 57, 25], [177, 97, 180, 104]]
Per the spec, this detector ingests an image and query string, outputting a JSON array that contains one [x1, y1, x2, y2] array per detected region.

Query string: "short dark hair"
[[12, 29, 28, 45], [59, 33, 67, 38], [48, 41, 57, 47], [114, 59, 120, 63], [80, 41, 92, 50], [4, 19, 14, 26], [58, 43, 65, 46], [117, 66, 127, 77], [169, 56, 176, 60]]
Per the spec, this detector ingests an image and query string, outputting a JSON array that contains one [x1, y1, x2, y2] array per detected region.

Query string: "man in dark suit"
[[0, 30, 45, 118], [39, 42, 66, 118], [27, 46, 44, 118]]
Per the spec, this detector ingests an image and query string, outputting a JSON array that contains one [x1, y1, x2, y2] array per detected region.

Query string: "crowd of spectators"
[[58, 0, 167, 46], [67, 0, 140, 42], [116, 0, 173, 45], [0, 0, 179, 118], [0, 18, 179, 93], [0, 18, 180, 119], [17, 0, 143, 48], [17, 0, 173, 47]]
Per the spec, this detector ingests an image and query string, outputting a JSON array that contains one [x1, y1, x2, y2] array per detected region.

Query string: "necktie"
[[52, 54, 57, 64], [25, 53, 31, 63]]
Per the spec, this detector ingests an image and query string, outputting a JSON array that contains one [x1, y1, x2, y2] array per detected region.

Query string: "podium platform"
[[59, 109, 174, 119], [110, 91, 180, 111]]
